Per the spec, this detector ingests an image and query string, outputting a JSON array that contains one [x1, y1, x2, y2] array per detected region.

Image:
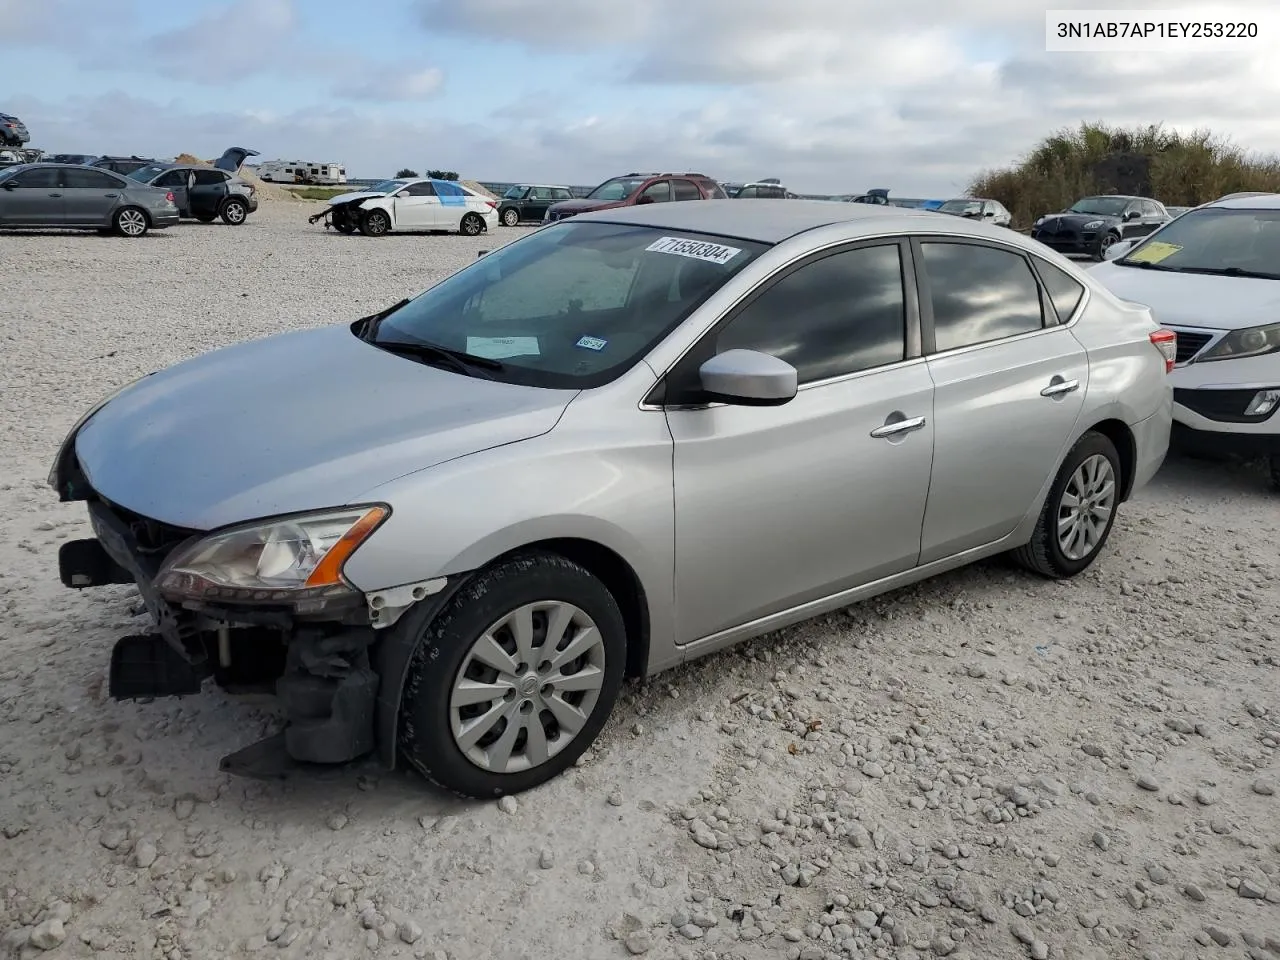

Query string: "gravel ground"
[[2, 203, 1279, 960]]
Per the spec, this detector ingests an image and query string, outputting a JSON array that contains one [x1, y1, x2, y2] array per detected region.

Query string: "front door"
[[392, 180, 440, 229], [664, 241, 934, 643], [61, 167, 128, 226], [913, 238, 1088, 563], [151, 169, 190, 216], [0, 166, 64, 224]]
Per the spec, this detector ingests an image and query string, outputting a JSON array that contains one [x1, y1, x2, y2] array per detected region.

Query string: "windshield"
[[1068, 196, 1129, 216], [502, 185, 526, 198], [365, 179, 409, 194], [1117, 207, 1280, 277], [371, 221, 770, 389], [586, 177, 646, 201], [127, 164, 168, 181], [939, 200, 982, 214]]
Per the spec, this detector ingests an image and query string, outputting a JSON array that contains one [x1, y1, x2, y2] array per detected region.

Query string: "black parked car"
[[1, 112, 30, 148], [496, 184, 575, 225], [1031, 195, 1170, 260], [92, 156, 158, 176], [126, 148, 260, 225]]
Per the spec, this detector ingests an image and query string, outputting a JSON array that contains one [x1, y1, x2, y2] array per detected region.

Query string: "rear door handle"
[[104, 193, 119, 198], [1041, 379, 1080, 397], [48, 192, 62, 197], [870, 415, 926, 439]]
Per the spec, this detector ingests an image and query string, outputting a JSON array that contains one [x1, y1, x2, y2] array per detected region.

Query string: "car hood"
[[1041, 212, 1118, 226], [1090, 262, 1280, 331], [73, 325, 575, 530], [328, 191, 387, 206]]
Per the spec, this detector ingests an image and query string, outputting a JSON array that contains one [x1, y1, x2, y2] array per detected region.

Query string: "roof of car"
[[514, 183, 570, 188], [1207, 192, 1280, 209], [571, 198, 961, 244]]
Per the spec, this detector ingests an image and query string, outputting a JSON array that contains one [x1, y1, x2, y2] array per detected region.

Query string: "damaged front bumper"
[[55, 460, 455, 780]]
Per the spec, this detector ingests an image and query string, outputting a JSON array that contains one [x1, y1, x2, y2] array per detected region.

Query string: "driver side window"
[[401, 181, 437, 197], [8, 168, 61, 188]]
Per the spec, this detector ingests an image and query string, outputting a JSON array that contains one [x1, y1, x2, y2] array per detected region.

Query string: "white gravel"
[[2, 203, 1279, 960]]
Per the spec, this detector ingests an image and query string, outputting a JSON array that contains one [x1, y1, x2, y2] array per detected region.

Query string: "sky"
[[3, 0, 1279, 195]]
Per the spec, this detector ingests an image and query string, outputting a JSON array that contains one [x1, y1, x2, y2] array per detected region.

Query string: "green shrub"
[[969, 122, 1280, 229]]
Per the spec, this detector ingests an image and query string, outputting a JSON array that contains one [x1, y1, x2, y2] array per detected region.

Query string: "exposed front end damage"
[[308, 200, 364, 232], [52, 446, 451, 780]]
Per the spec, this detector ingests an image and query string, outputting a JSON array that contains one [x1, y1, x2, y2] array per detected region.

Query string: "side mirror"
[[1124, 210, 1141, 221], [697, 350, 798, 406], [1105, 239, 1136, 261], [983, 210, 995, 218]]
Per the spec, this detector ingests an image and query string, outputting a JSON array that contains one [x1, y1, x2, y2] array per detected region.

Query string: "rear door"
[[526, 186, 553, 220], [913, 237, 1088, 563], [392, 180, 440, 228], [0, 166, 65, 224], [62, 167, 128, 225], [433, 179, 475, 227], [190, 169, 230, 217]]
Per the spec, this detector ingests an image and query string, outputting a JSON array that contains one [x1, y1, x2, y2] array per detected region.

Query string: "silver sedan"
[[0, 162, 179, 236], [52, 199, 1174, 797]]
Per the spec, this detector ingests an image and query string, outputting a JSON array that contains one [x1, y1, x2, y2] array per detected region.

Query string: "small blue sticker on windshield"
[[576, 335, 607, 351]]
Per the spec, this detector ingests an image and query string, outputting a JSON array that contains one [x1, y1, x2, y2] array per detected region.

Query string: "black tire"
[[220, 198, 248, 225], [1012, 430, 1122, 579], [500, 207, 520, 226], [334, 220, 356, 234], [194, 212, 217, 223], [398, 551, 626, 798], [359, 209, 390, 236], [460, 212, 485, 236], [1093, 231, 1120, 261], [113, 206, 149, 237]]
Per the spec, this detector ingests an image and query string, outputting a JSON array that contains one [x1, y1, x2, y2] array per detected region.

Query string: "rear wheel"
[[1093, 231, 1120, 261], [220, 198, 248, 225], [398, 551, 626, 798], [1012, 430, 1122, 578], [500, 207, 519, 226], [460, 212, 485, 236], [360, 209, 390, 236], [113, 206, 149, 237]]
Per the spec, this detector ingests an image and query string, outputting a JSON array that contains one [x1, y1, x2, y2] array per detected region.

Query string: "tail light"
[[165, 192, 175, 204], [1150, 328, 1177, 373], [485, 200, 497, 209]]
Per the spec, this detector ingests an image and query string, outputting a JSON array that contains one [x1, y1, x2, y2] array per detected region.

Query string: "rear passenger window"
[[192, 170, 227, 185], [716, 244, 906, 384], [672, 179, 700, 201], [920, 242, 1044, 352], [1032, 258, 1085, 322]]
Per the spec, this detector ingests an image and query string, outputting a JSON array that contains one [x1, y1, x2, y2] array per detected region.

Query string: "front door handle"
[[870, 415, 926, 439], [104, 193, 119, 198], [1041, 378, 1080, 398], [48, 192, 62, 197]]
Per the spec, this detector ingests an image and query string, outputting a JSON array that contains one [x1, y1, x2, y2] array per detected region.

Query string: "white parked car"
[[308, 177, 499, 237], [1094, 193, 1280, 489]]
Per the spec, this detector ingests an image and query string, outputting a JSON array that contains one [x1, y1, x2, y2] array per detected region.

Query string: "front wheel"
[[398, 551, 626, 798], [360, 209, 390, 236], [500, 207, 520, 226], [1012, 430, 1122, 578], [113, 206, 149, 237], [1093, 232, 1120, 261], [334, 219, 356, 234], [460, 212, 485, 236], [220, 198, 248, 225]]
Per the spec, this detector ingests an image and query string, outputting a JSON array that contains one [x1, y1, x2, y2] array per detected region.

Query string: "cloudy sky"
[[3, 0, 1278, 194]]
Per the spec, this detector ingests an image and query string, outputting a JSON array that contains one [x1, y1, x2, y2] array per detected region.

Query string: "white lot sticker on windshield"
[[645, 236, 742, 265], [576, 336, 607, 351], [465, 336, 540, 359]]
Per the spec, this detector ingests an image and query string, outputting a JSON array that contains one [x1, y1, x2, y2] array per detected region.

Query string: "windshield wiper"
[[1115, 259, 1182, 271], [356, 298, 410, 340], [1174, 266, 1280, 280], [374, 339, 505, 375]]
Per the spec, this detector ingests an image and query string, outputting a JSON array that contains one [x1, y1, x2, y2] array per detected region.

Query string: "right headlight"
[[1196, 322, 1280, 362]]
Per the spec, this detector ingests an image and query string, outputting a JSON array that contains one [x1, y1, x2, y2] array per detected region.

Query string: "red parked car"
[[543, 171, 726, 222]]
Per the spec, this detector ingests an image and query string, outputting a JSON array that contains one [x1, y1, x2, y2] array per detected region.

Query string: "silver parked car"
[[0, 162, 179, 236], [51, 201, 1174, 797]]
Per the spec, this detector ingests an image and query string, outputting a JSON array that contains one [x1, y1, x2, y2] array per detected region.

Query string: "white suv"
[[1092, 193, 1280, 489]]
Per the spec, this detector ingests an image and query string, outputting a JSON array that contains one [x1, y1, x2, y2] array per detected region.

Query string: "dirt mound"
[[462, 179, 497, 200], [173, 151, 306, 202], [174, 152, 204, 164]]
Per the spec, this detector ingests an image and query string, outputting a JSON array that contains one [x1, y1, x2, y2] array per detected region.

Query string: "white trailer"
[[256, 160, 347, 185]]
